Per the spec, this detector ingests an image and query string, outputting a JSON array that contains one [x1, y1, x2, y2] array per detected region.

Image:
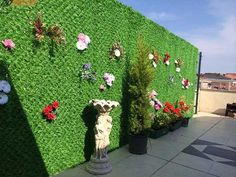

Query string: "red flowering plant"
[[178, 100, 192, 119], [163, 101, 183, 123], [32, 13, 46, 42], [42, 101, 59, 121]]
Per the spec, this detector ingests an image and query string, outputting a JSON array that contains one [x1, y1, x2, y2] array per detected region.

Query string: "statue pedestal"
[[86, 99, 119, 175], [86, 155, 112, 175]]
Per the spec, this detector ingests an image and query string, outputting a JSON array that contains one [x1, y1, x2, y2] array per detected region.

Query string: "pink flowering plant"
[[103, 73, 115, 87], [76, 33, 90, 51], [2, 39, 15, 50]]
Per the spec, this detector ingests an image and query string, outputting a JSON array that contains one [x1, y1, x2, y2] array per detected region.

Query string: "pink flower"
[[77, 33, 90, 45], [2, 39, 15, 50], [103, 73, 115, 87]]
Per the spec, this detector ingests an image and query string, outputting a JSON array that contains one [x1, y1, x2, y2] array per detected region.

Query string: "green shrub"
[[128, 37, 155, 135]]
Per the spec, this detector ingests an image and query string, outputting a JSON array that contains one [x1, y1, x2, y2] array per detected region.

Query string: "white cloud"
[[147, 12, 177, 21], [184, 16, 236, 73]]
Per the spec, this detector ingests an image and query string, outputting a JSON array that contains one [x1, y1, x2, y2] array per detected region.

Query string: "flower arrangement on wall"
[[103, 73, 115, 87], [2, 39, 15, 51], [81, 63, 96, 82], [182, 78, 190, 89], [33, 13, 45, 42], [168, 75, 174, 85], [0, 80, 11, 105], [163, 53, 170, 65], [149, 90, 163, 111], [42, 101, 59, 121], [76, 33, 90, 51], [148, 50, 160, 68], [109, 42, 124, 60], [175, 59, 182, 72], [47, 25, 66, 45], [32, 13, 66, 45]]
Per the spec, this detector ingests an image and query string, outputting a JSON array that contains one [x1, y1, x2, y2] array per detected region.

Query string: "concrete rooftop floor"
[[54, 112, 236, 177]]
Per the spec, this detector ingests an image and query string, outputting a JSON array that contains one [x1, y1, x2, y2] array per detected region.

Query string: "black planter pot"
[[169, 120, 182, 131], [129, 134, 148, 154], [182, 118, 189, 127], [149, 127, 169, 139]]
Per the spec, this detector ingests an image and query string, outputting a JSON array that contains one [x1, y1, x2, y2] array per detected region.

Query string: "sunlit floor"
[[54, 112, 236, 177]]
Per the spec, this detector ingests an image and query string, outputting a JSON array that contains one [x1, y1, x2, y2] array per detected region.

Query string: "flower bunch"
[[109, 42, 124, 59], [163, 102, 182, 118], [33, 13, 45, 42], [81, 63, 96, 82], [0, 80, 11, 105], [175, 59, 182, 72], [31, 13, 65, 45], [103, 73, 115, 87], [163, 53, 170, 65], [76, 33, 90, 50], [47, 25, 66, 45], [148, 50, 160, 68], [182, 78, 190, 89], [42, 101, 59, 121], [149, 90, 163, 111], [2, 39, 15, 50]]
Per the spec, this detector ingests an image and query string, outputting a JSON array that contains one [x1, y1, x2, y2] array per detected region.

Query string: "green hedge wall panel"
[[0, 0, 198, 176]]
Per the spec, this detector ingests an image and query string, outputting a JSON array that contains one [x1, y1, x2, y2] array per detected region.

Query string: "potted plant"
[[149, 113, 170, 139], [163, 102, 183, 131], [128, 37, 154, 154], [179, 100, 192, 127]]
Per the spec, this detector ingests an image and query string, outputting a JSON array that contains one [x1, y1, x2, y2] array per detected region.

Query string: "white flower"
[[150, 100, 155, 106], [176, 67, 181, 72], [175, 60, 178, 64], [114, 49, 121, 57], [76, 41, 87, 50], [150, 90, 158, 97], [153, 62, 157, 68], [0, 80, 11, 93], [0, 93, 8, 105], [148, 53, 154, 60], [103, 73, 115, 86], [84, 35, 91, 45], [165, 60, 170, 65]]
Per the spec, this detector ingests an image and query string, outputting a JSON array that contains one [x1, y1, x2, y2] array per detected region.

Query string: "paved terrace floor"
[[54, 112, 236, 177]]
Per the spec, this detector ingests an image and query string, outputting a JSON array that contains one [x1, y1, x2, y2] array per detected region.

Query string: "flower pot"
[[149, 127, 169, 139], [169, 120, 182, 131], [182, 118, 189, 127], [129, 134, 148, 154]]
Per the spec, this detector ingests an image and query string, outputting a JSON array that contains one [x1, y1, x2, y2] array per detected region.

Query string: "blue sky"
[[118, 0, 236, 73]]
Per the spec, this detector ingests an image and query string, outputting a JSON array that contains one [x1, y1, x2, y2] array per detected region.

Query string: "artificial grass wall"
[[0, 0, 198, 176]]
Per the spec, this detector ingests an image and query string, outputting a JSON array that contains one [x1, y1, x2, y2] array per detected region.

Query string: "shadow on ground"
[[0, 60, 49, 177]]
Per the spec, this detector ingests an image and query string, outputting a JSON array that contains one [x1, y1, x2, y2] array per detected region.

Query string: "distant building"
[[224, 73, 236, 80], [200, 73, 236, 91]]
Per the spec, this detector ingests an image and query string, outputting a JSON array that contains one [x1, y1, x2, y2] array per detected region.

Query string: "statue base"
[[86, 156, 112, 175]]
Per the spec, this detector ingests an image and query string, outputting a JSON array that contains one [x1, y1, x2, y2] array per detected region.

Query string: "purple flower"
[[83, 63, 91, 70]]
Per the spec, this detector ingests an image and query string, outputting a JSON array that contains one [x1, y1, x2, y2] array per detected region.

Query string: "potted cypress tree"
[[128, 37, 154, 154]]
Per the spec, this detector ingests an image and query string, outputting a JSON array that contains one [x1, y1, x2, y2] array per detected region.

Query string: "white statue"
[[86, 99, 119, 175]]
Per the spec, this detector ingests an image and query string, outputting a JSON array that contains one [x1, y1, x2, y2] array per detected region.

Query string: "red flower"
[[42, 105, 53, 115], [165, 102, 172, 108], [42, 101, 59, 121], [164, 53, 170, 62], [164, 107, 170, 113], [52, 101, 59, 109], [46, 113, 56, 120], [179, 101, 185, 106]]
